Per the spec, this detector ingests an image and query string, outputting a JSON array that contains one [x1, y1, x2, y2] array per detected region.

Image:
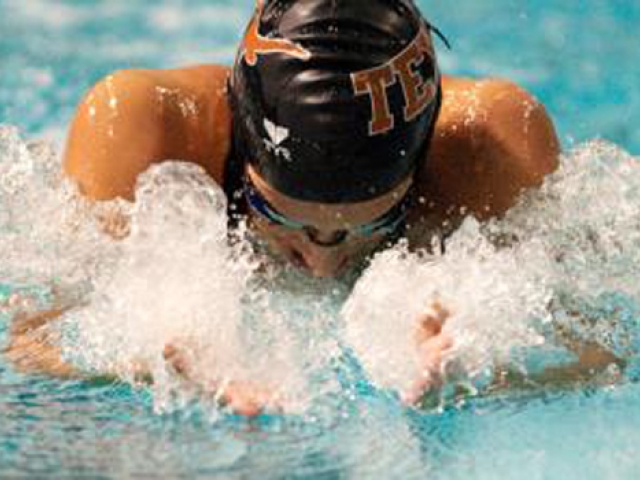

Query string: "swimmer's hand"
[[163, 343, 281, 417], [402, 302, 455, 406], [4, 309, 79, 378]]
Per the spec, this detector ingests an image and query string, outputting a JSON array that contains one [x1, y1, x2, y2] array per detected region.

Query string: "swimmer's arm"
[[491, 327, 626, 391], [534, 324, 625, 385], [416, 338, 625, 409], [424, 78, 560, 222], [64, 65, 232, 202], [3, 310, 150, 382], [4, 315, 277, 415], [3, 309, 80, 379]]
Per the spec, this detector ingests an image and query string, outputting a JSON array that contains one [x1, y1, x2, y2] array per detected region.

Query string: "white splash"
[[57, 161, 331, 414], [2, 126, 639, 413], [0, 125, 117, 302], [0, 127, 339, 414], [344, 140, 640, 394]]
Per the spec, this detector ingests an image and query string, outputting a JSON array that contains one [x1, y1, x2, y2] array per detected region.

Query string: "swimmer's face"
[[245, 165, 413, 278]]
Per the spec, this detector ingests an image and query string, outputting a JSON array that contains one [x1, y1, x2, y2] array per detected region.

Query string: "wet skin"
[[3, 64, 579, 414], [245, 165, 415, 278], [63, 65, 560, 277]]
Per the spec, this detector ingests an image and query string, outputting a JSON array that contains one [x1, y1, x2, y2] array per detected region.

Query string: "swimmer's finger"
[[216, 381, 282, 417], [403, 334, 455, 405], [418, 334, 454, 373], [431, 301, 450, 321], [403, 360, 446, 405], [416, 315, 442, 341], [420, 333, 454, 355], [402, 368, 442, 405], [163, 342, 194, 380], [416, 302, 451, 341], [402, 374, 439, 405]]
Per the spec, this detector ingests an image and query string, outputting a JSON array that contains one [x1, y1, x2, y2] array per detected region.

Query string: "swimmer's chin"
[[274, 249, 370, 281], [248, 253, 360, 291]]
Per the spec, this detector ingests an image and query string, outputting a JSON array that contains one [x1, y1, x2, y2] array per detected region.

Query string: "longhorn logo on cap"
[[239, 0, 312, 67]]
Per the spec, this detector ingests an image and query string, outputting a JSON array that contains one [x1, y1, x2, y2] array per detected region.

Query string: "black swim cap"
[[230, 0, 442, 203]]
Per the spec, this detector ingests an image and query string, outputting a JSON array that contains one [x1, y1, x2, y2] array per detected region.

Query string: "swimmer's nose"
[[291, 246, 348, 278]]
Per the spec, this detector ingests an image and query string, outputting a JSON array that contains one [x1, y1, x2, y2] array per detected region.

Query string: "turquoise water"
[[2, 1, 640, 478], [1, 0, 639, 152]]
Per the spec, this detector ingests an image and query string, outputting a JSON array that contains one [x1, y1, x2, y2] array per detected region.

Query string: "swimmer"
[[4, 0, 623, 415]]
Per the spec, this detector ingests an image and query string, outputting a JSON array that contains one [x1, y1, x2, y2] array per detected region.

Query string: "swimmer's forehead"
[[246, 165, 413, 228]]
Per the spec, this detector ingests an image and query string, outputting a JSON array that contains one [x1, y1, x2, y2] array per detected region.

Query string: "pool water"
[[2, 0, 639, 152], [1, 0, 640, 478]]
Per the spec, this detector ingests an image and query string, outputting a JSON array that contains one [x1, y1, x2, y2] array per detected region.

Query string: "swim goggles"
[[243, 175, 413, 247]]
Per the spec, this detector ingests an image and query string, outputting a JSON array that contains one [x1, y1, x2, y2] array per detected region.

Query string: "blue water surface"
[[1, 0, 640, 478], [1, 0, 638, 152]]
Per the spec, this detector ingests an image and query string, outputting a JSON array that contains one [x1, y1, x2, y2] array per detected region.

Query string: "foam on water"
[[0, 126, 117, 304], [345, 139, 640, 394], [1, 125, 639, 417], [54, 161, 348, 414], [343, 224, 552, 394], [0, 125, 345, 414]]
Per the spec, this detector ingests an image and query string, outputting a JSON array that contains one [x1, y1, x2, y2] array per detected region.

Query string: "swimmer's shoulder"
[[64, 64, 232, 201], [412, 76, 560, 228]]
